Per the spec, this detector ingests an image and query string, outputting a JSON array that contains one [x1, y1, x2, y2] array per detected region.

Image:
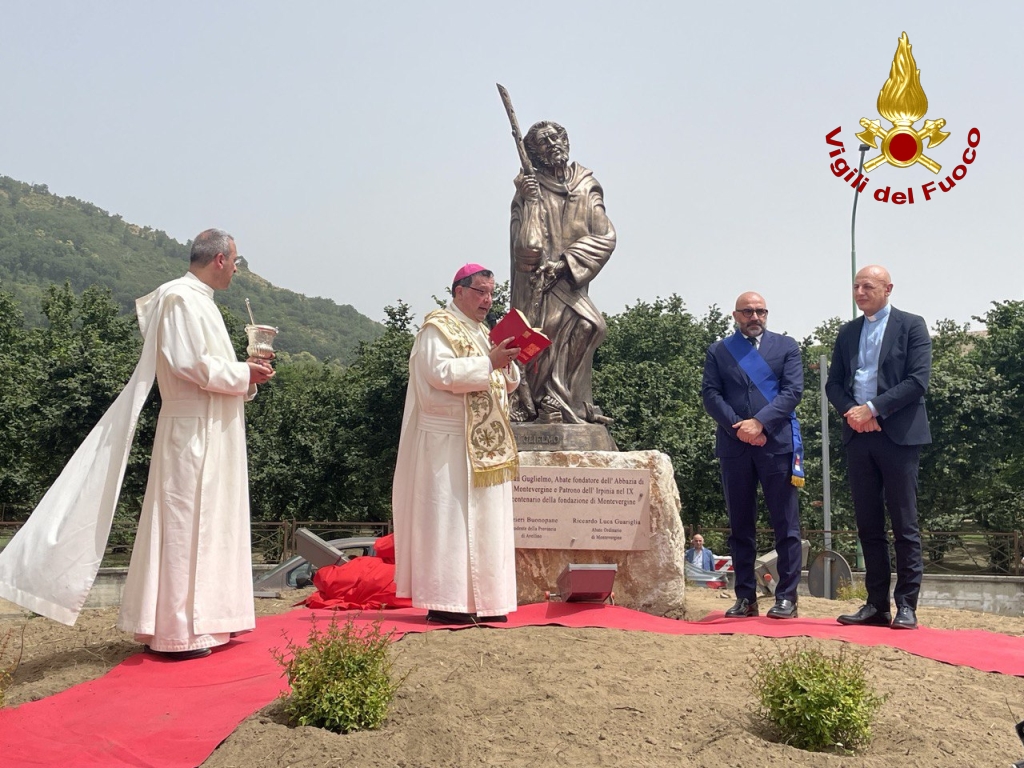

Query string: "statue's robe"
[[510, 162, 616, 423]]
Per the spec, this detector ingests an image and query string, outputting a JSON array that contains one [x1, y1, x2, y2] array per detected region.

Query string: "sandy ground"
[[3, 589, 1024, 768]]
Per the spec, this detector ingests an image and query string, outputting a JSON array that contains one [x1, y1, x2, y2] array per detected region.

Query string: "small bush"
[[836, 579, 868, 602], [273, 614, 403, 733], [751, 643, 885, 752]]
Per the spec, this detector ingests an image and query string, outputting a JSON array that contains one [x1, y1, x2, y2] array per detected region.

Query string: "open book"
[[489, 308, 551, 365]]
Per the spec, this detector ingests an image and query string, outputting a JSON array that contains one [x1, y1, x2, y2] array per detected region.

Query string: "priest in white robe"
[[0, 229, 274, 661], [392, 264, 522, 624]]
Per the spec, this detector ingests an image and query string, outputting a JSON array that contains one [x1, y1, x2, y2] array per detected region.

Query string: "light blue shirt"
[[853, 303, 891, 416]]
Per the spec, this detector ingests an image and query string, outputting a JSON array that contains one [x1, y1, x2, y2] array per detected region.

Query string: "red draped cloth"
[[300, 534, 412, 610]]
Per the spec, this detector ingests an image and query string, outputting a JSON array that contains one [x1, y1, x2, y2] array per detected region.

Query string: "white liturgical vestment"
[[0, 274, 256, 650], [392, 303, 520, 616]]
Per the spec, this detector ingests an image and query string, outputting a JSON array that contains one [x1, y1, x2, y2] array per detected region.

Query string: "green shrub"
[[751, 643, 886, 752], [835, 579, 868, 602], [273, 614, 403, 733]]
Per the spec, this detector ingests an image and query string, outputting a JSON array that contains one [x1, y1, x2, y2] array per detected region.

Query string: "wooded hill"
[[0, 176, 381, 363]]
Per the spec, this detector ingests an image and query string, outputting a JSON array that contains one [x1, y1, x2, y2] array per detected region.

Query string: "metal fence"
[[0, 519, 393, 568], [695, 527, 1023, 576], [1, 519, 1018, 574]]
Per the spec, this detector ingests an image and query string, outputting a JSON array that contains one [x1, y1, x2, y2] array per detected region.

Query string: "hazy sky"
[[2, 2, 1020, 339]]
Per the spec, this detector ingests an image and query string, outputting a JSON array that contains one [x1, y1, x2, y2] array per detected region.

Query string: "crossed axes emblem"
[[856, 117, 950, 174]]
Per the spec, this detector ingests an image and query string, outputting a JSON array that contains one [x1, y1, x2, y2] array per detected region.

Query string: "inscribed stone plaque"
[[512, 467, 651, 550]]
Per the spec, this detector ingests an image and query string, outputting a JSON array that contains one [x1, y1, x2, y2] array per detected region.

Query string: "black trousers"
[[846, 431, 924, 610], [719, 447, 802, 602]]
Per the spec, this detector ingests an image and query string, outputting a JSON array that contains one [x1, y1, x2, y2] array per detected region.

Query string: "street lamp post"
[[850, 144, 871, 319], [824, 143, 871, 598]]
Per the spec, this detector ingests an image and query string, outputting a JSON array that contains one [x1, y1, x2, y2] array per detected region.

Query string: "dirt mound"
[[3, 589, 1024, 767]]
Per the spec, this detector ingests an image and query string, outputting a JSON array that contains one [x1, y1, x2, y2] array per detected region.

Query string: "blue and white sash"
[[722, 333, 805, 487]]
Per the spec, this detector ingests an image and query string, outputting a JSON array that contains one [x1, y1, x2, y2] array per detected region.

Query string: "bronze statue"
[[504, 113, 616, 425]]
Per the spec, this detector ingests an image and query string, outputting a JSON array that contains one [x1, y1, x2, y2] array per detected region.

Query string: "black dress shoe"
[[724, 597, 759, 618], [474, 614, 508, 623], [836, 604, 892, 627], [425, 610, 477, 625], [144, 646, 212, 661], [766, 598, 798, 619], [891, 604, 918, 630]]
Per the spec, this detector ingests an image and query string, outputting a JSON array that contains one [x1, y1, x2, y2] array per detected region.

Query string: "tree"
[[593, 296, 729, 530], [333, 302, 415, 520], [246, 301, 415, 523], [961, 302, 1024, 567], [18, 284, 145, 505], [0, 287, 33, 512], [916, 320, 1009, 529], [245, 358, 349, 521], [796, 318, 855, 537]]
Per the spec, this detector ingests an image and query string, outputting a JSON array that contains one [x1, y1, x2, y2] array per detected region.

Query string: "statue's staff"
[[496, 84, 553, 295], [495, 83, 542, 424], [496, 83, 534, 176]]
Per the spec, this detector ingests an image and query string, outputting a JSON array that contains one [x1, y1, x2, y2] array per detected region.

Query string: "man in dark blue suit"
[[826, 265, 931, 630], [702, 292, 804, 620]]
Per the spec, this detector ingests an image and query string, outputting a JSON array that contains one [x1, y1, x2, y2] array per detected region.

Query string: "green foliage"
[[273, 615, 403, 734], [795, 318, 855, 532], [489, 279, 509, 323], [917, 319, 1010, 537], [0, 281, 158, 516], [330, 302, 414, 520], [966, 301, 1024, 547], [594, 296, 729, 529], [22, 284, 142, 472], [835, 579, 868, 602], [246, 301, 414, 522], [751, 643, 885, 753], [0, 277, 412, 526], [245, 359, 348, 520], [0, 288, 33, 507], [700, 529, 728, 556], [0, 175, 381, 363]]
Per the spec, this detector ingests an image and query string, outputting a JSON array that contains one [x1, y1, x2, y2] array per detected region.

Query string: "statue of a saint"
[[509, 121, 616, 425]]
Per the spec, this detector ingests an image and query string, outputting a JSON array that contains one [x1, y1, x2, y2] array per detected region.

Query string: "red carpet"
[[2, 602, 1023, 767]]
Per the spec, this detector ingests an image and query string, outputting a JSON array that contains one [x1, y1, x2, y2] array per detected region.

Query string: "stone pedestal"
[[515, 450, 687, 617]]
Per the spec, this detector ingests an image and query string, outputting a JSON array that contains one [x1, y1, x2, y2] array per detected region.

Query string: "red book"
[[489, 308, 552, 364]]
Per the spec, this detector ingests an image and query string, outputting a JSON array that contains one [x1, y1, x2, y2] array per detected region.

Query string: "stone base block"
[[515, 450, 686, 617]]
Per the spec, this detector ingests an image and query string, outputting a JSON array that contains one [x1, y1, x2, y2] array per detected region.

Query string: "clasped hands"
[[732, 418, 767, 447], [843, 404, 882, 433]]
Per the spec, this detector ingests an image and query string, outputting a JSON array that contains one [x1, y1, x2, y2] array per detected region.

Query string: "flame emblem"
[[856, 32, 950, 174]]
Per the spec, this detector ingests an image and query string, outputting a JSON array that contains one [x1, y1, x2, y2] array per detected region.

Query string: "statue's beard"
[[536, 148, 569, 175]]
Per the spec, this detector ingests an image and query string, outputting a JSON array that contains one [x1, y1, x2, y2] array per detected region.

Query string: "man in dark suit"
[[826, 265, 931, 630], [702, 292, 804, 620]]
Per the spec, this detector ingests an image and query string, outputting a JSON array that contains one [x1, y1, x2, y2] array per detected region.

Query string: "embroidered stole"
[[423, 309, 519, 487]]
